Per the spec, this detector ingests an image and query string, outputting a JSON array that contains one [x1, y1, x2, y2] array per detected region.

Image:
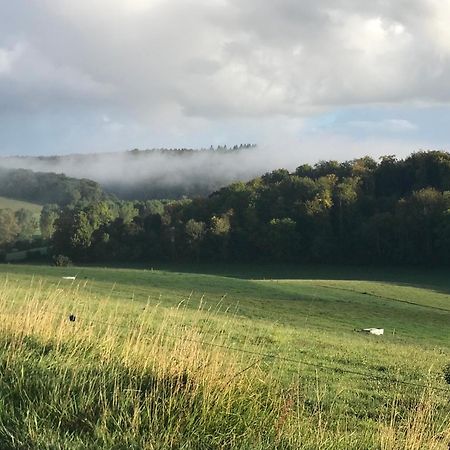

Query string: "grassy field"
[[0, 196, 42, 214], [0, 263, 448, 449]]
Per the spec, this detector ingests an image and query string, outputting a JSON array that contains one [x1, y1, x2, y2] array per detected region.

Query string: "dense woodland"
[[30, 150, 448, 265], [1, 150, 449, 264]]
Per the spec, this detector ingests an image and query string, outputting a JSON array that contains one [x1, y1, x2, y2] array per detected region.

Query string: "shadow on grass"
[[4, 261, 450, 295], [148, 262, 450, 295]]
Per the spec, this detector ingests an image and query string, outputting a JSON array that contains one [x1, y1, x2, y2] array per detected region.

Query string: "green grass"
[[0, 196, 42, 214], [0, 263, 449, 448]]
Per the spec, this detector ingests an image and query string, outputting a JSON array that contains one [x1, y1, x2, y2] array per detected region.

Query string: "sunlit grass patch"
[[0, 265, 448, 448]]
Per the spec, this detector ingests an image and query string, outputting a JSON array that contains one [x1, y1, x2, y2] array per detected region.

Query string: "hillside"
[[0, 167, 108, 206], [0, 263, 448, 448], [0, 146, 271, 200]]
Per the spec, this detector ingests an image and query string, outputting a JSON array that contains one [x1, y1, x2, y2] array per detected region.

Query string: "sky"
[[1, 0, 450, 162]]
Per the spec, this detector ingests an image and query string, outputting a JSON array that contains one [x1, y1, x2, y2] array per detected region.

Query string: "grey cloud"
[[0, 0, 449, 157], [1, 0, 450, 118]]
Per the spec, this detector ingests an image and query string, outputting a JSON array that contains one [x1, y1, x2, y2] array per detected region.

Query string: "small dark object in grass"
[[69, 314, 76, 322], [443, 363, 450, 385]]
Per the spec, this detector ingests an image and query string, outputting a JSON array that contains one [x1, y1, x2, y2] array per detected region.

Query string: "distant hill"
[[0, 146, 280, 200]]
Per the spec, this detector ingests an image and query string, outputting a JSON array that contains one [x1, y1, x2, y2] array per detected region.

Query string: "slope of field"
[[0, 263, 448, 448], [0, 196, 42, 214]]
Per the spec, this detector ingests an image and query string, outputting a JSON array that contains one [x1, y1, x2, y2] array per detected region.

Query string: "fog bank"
[[0, 139, 420, 199]]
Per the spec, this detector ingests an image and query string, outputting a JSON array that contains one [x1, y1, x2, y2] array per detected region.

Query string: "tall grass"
[[0, 278, 448, 449]]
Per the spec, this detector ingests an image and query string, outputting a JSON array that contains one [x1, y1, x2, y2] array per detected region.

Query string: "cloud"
[[3, 1, 450, 116], [0, 40, 113, 114], [0, 0, 449, 156]]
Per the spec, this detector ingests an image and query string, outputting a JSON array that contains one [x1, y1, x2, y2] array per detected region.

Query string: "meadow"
[[0, 263, 448, 449], [0, 196, 42, 214]]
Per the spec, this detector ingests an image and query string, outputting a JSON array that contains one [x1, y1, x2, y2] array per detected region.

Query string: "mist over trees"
[[0, 145, 278, 200], [45, 150, 450, 265]]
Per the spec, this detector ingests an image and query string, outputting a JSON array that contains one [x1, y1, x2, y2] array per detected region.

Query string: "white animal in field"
[[362, 328, 384, 335], [62, 276, 77, 280]]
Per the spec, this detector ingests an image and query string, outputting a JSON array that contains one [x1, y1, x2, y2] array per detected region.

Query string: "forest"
[[27, 150, 449, 265]]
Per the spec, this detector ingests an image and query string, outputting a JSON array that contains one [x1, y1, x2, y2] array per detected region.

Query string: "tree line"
[[43, 151, 450, 265]]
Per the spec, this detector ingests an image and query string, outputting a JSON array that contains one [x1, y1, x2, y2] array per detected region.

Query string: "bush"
[[443, 363, 450, 385], [53, 254, 72, 267]]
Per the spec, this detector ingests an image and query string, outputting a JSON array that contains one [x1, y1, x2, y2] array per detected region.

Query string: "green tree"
[[118, 202, 138, 225], [208, 211, 232, 260], [397, 188, 446, 262], [15, 208, 38, 241], [0, 209, 20, 246], [40, 204, 60, 240], [265, 218, 299, 261], [185, 219, 206, 261], [334, 177, 359, 240]]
